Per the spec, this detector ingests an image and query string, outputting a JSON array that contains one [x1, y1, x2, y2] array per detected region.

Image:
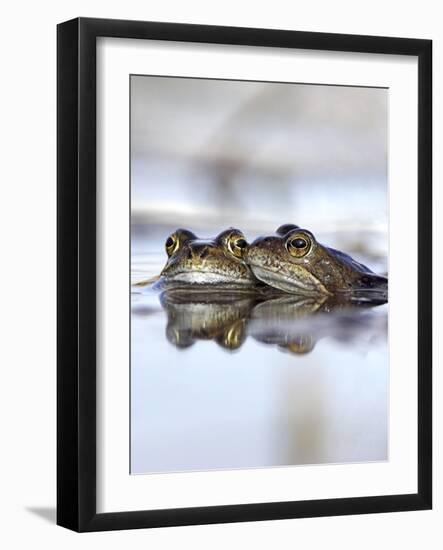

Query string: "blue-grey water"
[[130, 227, 388, 475]]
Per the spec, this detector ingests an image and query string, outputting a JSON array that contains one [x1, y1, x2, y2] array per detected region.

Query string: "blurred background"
[[130, 76, 388, 475], [131, 76, 387, 274]]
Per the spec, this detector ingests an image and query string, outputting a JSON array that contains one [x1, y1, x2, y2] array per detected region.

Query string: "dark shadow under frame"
[[57, 17, 432, 532]]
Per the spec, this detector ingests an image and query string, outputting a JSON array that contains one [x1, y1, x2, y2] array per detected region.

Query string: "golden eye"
[[165, 234, 178, 256], [227, 235, 248, 258], [286, 235, 310, 257]]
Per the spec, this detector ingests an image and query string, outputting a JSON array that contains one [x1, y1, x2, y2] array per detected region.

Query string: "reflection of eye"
[[285, 334, 315, 354], [220, 320, 245, 350], [165, 234, 178, 256], [286, 234, 311, 257], [228, 235, 248, 258]]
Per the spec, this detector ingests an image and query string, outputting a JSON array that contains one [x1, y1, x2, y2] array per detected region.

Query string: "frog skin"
[[157, 228, 260, 291], [245, 224, 388, 300]]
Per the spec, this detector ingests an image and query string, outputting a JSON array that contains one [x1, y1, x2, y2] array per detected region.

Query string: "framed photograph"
[[57, 17, 432, 532]]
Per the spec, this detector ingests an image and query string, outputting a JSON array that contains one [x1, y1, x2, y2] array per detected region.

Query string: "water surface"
[[130, 229, 388, 474]]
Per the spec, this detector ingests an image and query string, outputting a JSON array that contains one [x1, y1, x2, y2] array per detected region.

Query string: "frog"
[[245, 224, 388, 300], [156, 227, 260, 291]]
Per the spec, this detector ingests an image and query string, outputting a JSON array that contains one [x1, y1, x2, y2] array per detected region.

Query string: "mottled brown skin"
[[159, 228, 259, 290], [245, 224, 388, 299]]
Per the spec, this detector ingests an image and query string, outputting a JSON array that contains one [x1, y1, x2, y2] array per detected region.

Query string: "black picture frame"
[[57, 17, 432, 532]]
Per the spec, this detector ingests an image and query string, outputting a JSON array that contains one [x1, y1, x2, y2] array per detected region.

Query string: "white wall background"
[[0, 1, 440, 548]]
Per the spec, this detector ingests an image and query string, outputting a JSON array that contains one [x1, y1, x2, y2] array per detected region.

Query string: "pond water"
[[130, 228, 388, 475]]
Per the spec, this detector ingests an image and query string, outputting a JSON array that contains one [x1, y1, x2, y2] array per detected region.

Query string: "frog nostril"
[[190, 244, 211, 259], [199, 248, 210, 259]]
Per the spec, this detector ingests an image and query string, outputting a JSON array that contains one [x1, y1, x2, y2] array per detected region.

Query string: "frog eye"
[[291, 238, 308, 249], [165, 233, 179, 256], [227, 235, 248, 258], [286, 234, 311, 257]]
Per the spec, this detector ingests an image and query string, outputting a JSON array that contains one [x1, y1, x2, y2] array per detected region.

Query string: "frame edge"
[[57, 16, 433, 532], [57, 17, 81, 532], [417, 39, 432, 510]]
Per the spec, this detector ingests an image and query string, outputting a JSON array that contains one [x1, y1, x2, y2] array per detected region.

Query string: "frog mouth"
[[248, 264, 330, 296], [337, 275, 388, 303], [161, 269, 252, 286]]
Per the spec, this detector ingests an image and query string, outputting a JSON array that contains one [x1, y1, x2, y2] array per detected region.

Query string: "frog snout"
[[356, 273, 388, 291], [189, 243, 212, 260]]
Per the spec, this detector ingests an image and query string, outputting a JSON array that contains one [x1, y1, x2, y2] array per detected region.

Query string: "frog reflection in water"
[[157, 228, 260, 291], [245, 224, 388, 301], [160, 291, 255, 351], [158, 290, 386, 354]]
